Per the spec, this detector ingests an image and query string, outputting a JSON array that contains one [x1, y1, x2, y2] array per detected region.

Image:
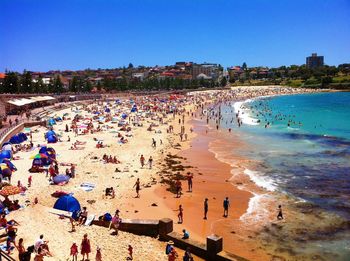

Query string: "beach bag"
[[165, 244, 172, 255], [104, 213, 112, 221]]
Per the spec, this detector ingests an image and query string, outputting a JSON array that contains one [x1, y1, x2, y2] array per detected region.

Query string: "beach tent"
[[2, 143, 12, 152], [39, 146, 56, 160], [45, 130, 58, 143], [45, 130, 56, 138], [0, 159, 16, 171], [0, 164, 14, 181], [53, 174, 70, 184], [47, 135, 58, 143], [0, 150, 12, 161], [9, 132, 27, 144], [55, 117, 62, 122], [121, 113, 128, 119], [48, 118, 56, 126], [104, 108, 111, 113], [53, 195, 81, 213], [30, 157, 50, 169], [18, 132, 28, 141]]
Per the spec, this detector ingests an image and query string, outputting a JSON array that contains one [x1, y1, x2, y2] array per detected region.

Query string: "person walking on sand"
[[109, 212, 121, 235], [223, 197, 230, 217], [140, 155, 145, 168], [175, 179, 182, 198], [80, 234, 91, 261], [148, 156, 153, 169], [70, 242, 78, 261], [177, 205, 183, 224], [127, 245, 133, 260], [95, 246, 102, 261], [133, 178, 140, 198], [187, 173, 193, 192], [204, 198, 208, 220], [15, 238, 26, 261], [277, 205, 284, 220]]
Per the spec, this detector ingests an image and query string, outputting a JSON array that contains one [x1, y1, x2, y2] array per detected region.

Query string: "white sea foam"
[[233, 100, 260, 126], [239, 192, 270, 222], [244, 169, 277, 192]]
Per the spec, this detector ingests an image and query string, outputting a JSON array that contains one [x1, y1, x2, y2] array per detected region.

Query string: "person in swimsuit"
[[34, 248, 44, 261], [187, 173, 193, 192], [80, 234, 91, 261], [175, 179, 182, 198], [140, 155, 145, 168], [223, 197, 230, 217], [204, 198, 208, 220], [109, 212, 121, 235], [78, 207, 88, 225], [133, 178, 140, 198], [277, 205, 284, 220], [15, 238, 26, 261], [70, 242, 78, 261], [177, 205, 183, 224]]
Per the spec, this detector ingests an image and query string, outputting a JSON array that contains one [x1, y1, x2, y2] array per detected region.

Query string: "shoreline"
[[4, 86, 342, 260], [153, 87, 335, 260]]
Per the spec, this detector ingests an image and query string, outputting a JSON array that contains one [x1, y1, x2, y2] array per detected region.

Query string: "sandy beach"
[[0, 86, 328, 261]]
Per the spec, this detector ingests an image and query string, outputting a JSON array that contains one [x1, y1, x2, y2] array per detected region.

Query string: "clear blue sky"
[[1, 0, 350, 72]]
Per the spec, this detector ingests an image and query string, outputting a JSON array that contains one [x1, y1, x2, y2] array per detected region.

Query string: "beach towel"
[[0, 244, 14, 251], [84, 214, 95, 226], [69, 147, 85, 150], [80, 183, 95, 192]]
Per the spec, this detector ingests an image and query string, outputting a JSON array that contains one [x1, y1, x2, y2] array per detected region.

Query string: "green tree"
[[33, 76, 47, 93], [69, 76, 79, 92], [2, 72, 19, 93], [20, 71, 33, 93], [128, 63, 134, 69], [53, 76, 64, 93], [83, 80, 92, 92], [220, 77, 227, 87], [242, 62, 247, 71]]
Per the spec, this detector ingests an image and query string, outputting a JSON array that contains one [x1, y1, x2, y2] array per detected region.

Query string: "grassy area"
[[332, 75, 350, 83]]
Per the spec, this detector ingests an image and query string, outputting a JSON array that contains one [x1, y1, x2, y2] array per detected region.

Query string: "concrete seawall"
[[0, 121, 46, 147], [92, 218, 249, 261]]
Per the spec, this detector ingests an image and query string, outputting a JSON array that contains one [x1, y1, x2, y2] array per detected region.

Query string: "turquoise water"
[[218, 92, 350, 260], [247, 92, 350, 140]]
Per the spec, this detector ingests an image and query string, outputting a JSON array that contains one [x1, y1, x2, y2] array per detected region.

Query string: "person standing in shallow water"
[[223, 197, 230, 217], [277, 205, 284, 220]]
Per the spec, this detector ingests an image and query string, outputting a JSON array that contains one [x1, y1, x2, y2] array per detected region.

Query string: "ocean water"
[[219, 92, 350, 260]]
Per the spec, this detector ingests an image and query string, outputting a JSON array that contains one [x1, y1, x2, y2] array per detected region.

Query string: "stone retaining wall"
[[92, 217, 249, 261], [0, 121, 45, 147]]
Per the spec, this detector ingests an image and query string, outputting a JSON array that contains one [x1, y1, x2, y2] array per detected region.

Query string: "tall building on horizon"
[[306, 53, 324, 69]]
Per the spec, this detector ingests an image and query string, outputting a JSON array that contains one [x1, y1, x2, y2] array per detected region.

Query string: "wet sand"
[[155, 117, 272, 260]]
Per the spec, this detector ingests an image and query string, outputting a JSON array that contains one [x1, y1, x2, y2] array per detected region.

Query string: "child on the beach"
[[28, 175, 32, 187], [277, 205, 284, 220], [95, 246, 102, 261], [177, 205, 183, 224], [128, 245, 133, 260], [70, 242, 78, 261], [140, 155, 145, 168]]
